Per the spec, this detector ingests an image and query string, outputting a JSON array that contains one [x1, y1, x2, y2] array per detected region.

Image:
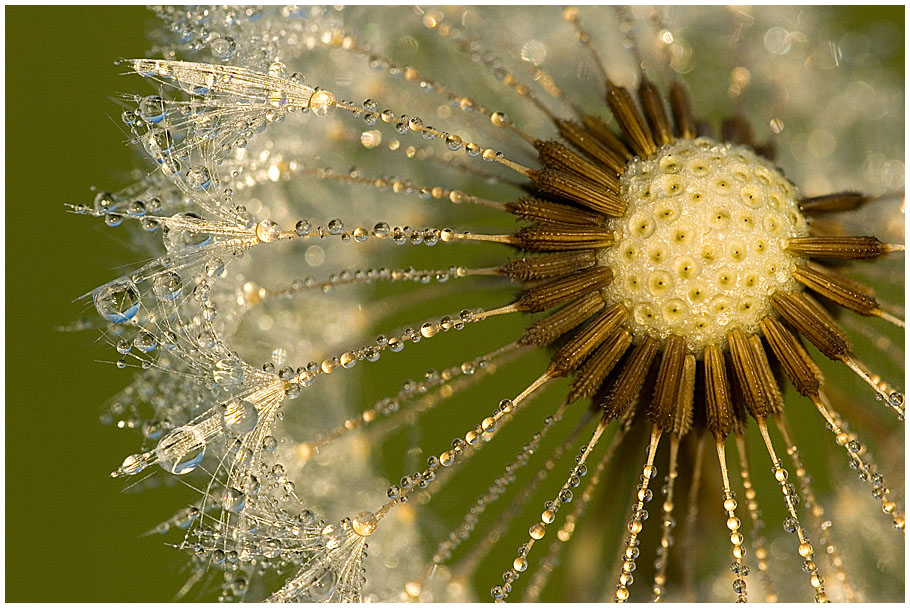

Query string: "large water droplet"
[[138, 95, 166, 123], [212, 359, 244, 387], [153, 271, 183, 301], [133, 330, 157, 353], [302, 567, 338, 601], [308, 89, 336, 117], [94, 281, 141, 323], [165, 212, 211, 252], [222, 486, 246, 513], [155, 425, 206, 475], [220, 399, 258, 434]]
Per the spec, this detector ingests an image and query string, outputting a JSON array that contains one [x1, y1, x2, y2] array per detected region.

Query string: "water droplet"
[[295, 219, 312, 236], [301, 567, 337, 601], [153, 271, 183, 301], [256, 219, 281, 242], [308, 89, 336, 117], [213, 358, 244, 387], [327, 218, 344, 235], [352, 510, 378, 536], [222, 486, 246, 513], [133, 331, 157, 353], [116, 452, 150, 476], [94, 281, 141, 323], [138, 95, 166, 123], [185, 165, 212, 190], [155, 425, 206, 475], [165, 212, 210, 251], [205, 258, 225, 278], [210, 36, 236, 60], [221, 399, 259, 434]]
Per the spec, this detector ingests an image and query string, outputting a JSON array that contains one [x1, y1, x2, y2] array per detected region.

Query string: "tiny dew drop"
[[185, 165, 212, 190], [327, 218, 344, 235], [295, 219, 312, 236], [262, 435, 278, 452], [116, 452, 151, 476], [94, 280, 141, 324], [93, 191, 114, 213], [205, 258, 226, 278]]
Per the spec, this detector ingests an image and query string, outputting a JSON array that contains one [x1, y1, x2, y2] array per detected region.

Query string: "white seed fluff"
[[601, 138, 809, 355]]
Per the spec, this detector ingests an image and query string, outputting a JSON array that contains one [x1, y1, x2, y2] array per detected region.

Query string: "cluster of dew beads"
[[722, 491, 749, 602], [772, 461, 827, 602], [783, 440, 856, 600], [651, 461, 677, 600], [292, 308, 484, 381], [817, 400, 906, 531], [735, 438, 774, 601], [603, 138, 807, 354], [616, 458, 658, 602], [429, 420, 548, 571], [492, 442, 589, 603], [841, 434, 905, 531]]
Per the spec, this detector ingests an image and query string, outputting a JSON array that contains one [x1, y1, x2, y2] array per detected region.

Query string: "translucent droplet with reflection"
[[210, 36, 236, 61], [222, 486, 246, 513], [212, 359, 244, 387], [155, 425, 206, 475], [164, 212, 211, 251], [93, 280, 141, 323], [133, 331, 157, 353], [153, 271, 183, 302], [138, 95, 165, 123], [308, 89, 336, 117], [184, 165, 212, 190], [220, 399, 258, 435], [113, 451, 154, 477], [352, 510, 378, 536], [302, 567, 338, 601]]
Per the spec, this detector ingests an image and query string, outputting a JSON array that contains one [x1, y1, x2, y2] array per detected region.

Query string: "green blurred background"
[[6, 6, 180, 601], [5, 5, 903, 603]]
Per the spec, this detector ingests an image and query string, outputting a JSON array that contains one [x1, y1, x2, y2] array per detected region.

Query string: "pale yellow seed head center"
[[601, 138, 808, 355]]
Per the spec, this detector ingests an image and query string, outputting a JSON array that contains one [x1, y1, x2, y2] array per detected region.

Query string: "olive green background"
[[5, 5, 904, 603], [6, 6, 180, 601]]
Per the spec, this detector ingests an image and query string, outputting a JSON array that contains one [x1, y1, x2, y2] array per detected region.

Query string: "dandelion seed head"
[[603, 138, 806, 354], [72, 4, 903, 603]]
